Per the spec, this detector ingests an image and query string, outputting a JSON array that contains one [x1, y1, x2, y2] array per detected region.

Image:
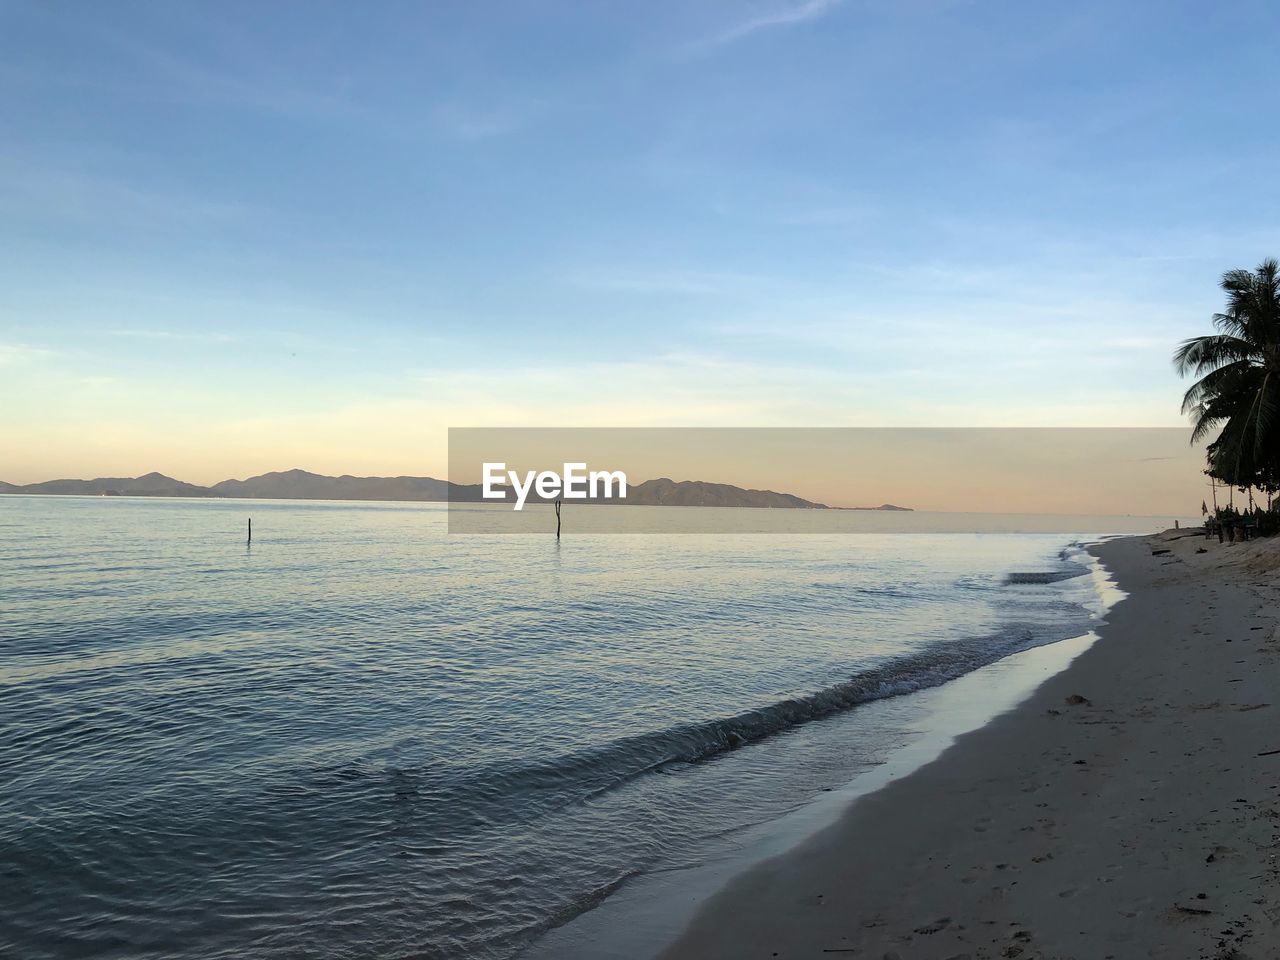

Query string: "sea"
[[0, 496, 1177, 959]]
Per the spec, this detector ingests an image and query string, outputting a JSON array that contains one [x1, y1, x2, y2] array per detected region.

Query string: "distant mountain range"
[[0, 468, 911, 510], [212, 470, 453, 502], [0, 472, 219, 498]]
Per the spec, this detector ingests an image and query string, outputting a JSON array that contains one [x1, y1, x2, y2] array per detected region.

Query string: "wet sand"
[[659, 532, 1280, 960]]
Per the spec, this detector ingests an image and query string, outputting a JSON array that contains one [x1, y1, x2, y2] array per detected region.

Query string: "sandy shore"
[[659, 532, 1280, 960]]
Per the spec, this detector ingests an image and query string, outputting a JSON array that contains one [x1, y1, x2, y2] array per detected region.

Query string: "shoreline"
[[525, 545, 1120, 959], [653, 531, 1280, 959], [527, 636, 1104, 959]]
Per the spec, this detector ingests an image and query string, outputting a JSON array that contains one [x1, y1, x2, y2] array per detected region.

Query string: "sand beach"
[[660, 531, 1280, 960]]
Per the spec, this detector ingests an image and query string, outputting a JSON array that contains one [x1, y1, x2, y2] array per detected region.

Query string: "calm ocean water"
[[0, 497, 1163, 959]]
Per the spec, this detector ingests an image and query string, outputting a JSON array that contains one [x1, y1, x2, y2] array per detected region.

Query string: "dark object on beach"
[[1196, 547, 1207, 553], [1151, 548, 1171, 555], [1065, 694, 1090, 705], [1257, 748, 1280, 757], [1175, 904, 1214, 915]]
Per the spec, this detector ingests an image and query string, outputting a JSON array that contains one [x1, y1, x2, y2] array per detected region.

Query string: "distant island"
[[0, 469, 908, 511]]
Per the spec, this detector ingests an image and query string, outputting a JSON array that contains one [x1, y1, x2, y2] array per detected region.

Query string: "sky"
[[448, 428, 1206, 515], [3, 0, 1279, 487]]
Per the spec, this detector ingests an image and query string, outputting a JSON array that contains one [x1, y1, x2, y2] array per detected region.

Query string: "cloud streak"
[[109, 329, 240, 344], [709, 0, 844, 47], [0, 343, 55, 366]]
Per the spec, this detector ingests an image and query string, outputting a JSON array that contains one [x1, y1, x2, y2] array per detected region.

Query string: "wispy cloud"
[[33, 11, 545, 144], [708, 0, 844, 48], [431, 99, 552, 142], [64, 12, 358, 123], [109, 329, 240, 344], [0, 343, 55, 366], [562, 266, 779, 296], [0, 155, 250, 227]]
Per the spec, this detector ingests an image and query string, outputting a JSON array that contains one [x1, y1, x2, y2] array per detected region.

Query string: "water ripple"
[[0, 496, 1106, 959]]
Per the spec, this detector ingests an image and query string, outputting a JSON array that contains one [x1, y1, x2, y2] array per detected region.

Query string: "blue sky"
[[3, 0, 1279, 483]]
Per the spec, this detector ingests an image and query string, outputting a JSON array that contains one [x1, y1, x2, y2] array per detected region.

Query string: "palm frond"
[[1177, 260, 1280, 489], [1180, 359, 1255, 414], [1253, 371, 1277, 457], [1190, 403, 1226, 445], [1172, 335, 1257, 376]]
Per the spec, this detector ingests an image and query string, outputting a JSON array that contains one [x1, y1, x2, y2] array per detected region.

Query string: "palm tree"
[[1174, 259, 1280, 489]]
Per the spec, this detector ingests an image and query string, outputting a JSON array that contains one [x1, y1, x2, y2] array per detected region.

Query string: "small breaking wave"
[[1004, 570, 1080, 584], [406, 616, 1093, 835]]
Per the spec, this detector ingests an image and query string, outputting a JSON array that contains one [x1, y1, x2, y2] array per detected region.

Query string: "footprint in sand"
[[912, 917, 951, 935]]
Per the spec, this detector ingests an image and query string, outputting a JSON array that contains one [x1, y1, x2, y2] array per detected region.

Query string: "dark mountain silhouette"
[[210, 469, 457, 502], [8, 472, 218, 498], [0, 469, 892, 510], [621, 477, 824, 508]]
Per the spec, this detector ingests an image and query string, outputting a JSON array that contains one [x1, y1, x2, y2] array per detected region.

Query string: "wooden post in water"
[[554, 499, 561, 539], [248, 517, 252, 546]]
